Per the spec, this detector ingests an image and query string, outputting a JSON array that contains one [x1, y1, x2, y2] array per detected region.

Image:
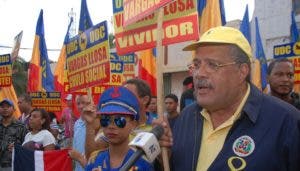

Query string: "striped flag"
[[79, 0, 93, 32], [239, 5, 251, 44], [53, 18, 73, 119], [13, 145, 72, 171], [138, 49, 157, 96], [254, 17, 268, 91], [198, 0, 226, 35], [0, 86, 21, 118], [27, 9, 54, 92], [291, 10, 299, 42]]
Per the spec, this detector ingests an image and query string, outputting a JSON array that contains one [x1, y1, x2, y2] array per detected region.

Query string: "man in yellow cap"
[[158, 26, 300, 170]]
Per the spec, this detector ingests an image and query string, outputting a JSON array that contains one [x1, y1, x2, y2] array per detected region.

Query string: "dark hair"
[[30, 108, 51, 131], [48, 112, 57, 122], [165, 94, 178, 103], [267, 58, 294, 75], [19, 93, 32, 104], [125, 78, 152, 106], [229, 45, 251, 82], [183, 76, 193, 85]]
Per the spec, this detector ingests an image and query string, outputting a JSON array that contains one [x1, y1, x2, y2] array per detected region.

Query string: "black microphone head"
[[151, 125, 164, 139]]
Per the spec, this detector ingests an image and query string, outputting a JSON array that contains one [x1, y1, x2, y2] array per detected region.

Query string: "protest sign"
[[123, 0, 173, 26], [0, 54, 12, 87], [66, 21, 110, 92], [30, 92, 62, 112], [274, 42, 300, 84], [113, 0, 199, 55]]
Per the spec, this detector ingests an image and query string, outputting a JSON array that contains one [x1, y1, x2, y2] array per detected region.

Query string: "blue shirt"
[[146, 112, 158, 125], [73, 117, 86, 171], [86, 149, 154, 171], [171, 84, 300, 171]]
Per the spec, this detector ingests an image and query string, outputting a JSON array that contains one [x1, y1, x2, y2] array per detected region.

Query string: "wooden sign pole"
[[156, 7, 170, 171]]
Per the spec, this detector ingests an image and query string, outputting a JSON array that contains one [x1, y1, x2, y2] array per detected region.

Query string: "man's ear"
[[239, 63, 250, 82]]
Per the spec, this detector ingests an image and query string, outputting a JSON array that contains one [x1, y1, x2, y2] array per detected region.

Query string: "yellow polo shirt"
[[196, 84, 250, 171]]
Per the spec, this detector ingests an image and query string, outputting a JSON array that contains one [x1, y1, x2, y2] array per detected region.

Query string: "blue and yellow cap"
[[97, 86, 140, 120], [0, 98, 14, 108]]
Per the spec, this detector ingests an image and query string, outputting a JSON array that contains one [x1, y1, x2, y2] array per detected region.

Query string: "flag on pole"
[[138, 49, 157, 96], [219, 0, 226, 26], [198, 0, 226, 35], [291, 10, 299, 42], [78, 0, 93, 32], [0, 86, 21, 118], [11, 31, 23, 62], [254, 17, 268, 91], [13, 145, 72, 171], [54, 18, 73, 119], [239, 5, 251, 44], [27, 9, 54, 92]]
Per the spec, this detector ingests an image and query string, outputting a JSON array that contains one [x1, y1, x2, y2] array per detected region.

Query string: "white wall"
[[252, 0, 293, 60], [164, 41, 193, 73]]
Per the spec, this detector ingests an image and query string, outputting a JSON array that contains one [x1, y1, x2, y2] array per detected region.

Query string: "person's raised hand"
[[82, 104, 97, 124]]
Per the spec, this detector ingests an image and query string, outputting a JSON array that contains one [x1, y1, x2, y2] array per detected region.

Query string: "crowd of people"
[[1, 26, 300, 170]]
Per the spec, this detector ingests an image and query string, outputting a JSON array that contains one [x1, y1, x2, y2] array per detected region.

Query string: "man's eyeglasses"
[[188, 59, 237, 73], [100, 115, 130, 128]]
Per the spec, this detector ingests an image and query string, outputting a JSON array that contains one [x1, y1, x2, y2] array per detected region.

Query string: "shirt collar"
[[241, 83, 264, 123], [201, 83, 251, 129]]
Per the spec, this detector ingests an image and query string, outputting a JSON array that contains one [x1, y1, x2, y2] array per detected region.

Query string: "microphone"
[[120, 125, 164, 171]]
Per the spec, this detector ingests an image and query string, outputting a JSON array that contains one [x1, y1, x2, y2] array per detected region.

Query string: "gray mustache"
[[194, 79, 213, 88]]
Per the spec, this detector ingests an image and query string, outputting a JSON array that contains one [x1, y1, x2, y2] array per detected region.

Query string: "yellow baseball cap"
[[183, 26, 252, 59]]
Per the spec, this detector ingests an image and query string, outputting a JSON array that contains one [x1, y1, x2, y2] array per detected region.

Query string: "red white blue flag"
[[13, 145, 72, 171]]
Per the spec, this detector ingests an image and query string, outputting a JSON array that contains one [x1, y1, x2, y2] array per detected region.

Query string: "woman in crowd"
[[22, 108, 56, 151]]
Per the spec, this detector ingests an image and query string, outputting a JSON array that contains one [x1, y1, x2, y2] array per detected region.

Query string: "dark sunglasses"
[[100, 115, 131, 128]]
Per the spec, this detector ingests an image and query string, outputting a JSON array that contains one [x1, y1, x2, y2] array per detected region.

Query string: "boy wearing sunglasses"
[[85, 86, 154, 171]]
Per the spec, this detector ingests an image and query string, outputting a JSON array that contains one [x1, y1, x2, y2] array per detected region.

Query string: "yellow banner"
[[0, 54, 12, 87]]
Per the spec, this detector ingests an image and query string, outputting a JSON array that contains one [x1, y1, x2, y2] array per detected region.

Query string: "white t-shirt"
[[22, 130, 55, 147]]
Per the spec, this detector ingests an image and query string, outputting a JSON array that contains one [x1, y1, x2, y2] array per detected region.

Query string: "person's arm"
[[83, 104, 108, 159], [69, 149, 87, 167], [44, 144, 55, 151], [42, 130, 56, 151]]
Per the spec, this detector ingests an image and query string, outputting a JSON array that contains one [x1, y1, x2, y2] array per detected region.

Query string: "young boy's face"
[[100, 114, 137, 145]]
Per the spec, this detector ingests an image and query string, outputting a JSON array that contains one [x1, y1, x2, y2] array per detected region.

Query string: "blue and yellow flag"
[[27, 9, 54, 92], [54, 17, 73, 119], [291, 10, 299, 42], [79, 0, 93, 32], [240, 5, 251, 44], [255, 17, 268, 91], [198, 0, 226, 35]]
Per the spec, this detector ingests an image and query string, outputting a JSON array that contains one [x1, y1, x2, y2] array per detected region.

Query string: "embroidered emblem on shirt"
[[232, 135, 255, 157]]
